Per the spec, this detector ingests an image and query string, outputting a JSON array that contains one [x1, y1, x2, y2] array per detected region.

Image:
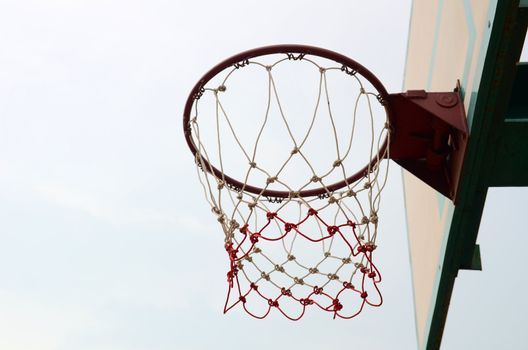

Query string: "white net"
[[187, 51, 390, 319]]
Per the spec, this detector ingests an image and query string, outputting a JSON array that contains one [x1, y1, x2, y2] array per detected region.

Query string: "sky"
[[0, 1, 526, 349]]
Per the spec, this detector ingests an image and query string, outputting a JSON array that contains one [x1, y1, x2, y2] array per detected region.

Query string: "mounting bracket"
[[388, 84, 468, 201]]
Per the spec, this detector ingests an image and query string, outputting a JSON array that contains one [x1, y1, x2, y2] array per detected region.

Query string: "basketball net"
[[187, 51, 390, 319]]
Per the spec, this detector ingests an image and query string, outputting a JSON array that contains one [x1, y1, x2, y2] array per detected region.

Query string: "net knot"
[[265, 65, 272, 72], [268, 299, 279, 307], [250, 233, 260, 243], [284, 223, 297, 232], [229, 219, 240, 230], [361, 291, 368, 299], [343, 282, 354, 289], [211, 206, 222, 215], [239, 296, 246, 303], [239, 224, 249, 234], [307, 208, 318, 216], [281, 288, 292, 296], [347, 220, 356, 228], [368, 271, 377, 278], [293, 277, 304, 285], [346, 189, 356, 197], [266, 212, 278, 220], [290, 147, 299, 155], [227, 270, 235, 283], [332, 299, 343, 311], [363, 182, 371, 189], [324, 251, 331, 257], [327, 273, 339, 280], [319, 67, 326, 73], [224, 232, 234, 241], [328, 196, 337, 204], [370, 212, 378, 224], [327, 226, 339, 236], [261, 272, 270, 281], [266, 176, 277, 184], [300, 298, 314, 306], [333, 159, 342, 167], [217, 85, 226, 92], [231, 266, 239, 276], [342, 257, 352, 264], [249, 161, 257, 168], [225, 243, 238, 260], [245, 256, 253, 262], [229, 250, 238, 260], [361, 216, 369, 224], [288, 191, 300, 198], [309, 267, 319, 274], [365, 243, 377, 252], [359, 87, 365, 94], [311, 175, 321, 183], [313, 286, 323, 295], [250, 282, 259, 291], [253, 247, 262, 254], [237, 261, 244, 270], [360, 266, 369, 274], [217, 180, 225, 190], [275, 265, 285, 272], [248, 201, 257, 209], [357, 245, 366, 253], [287, 254, 296, 261]]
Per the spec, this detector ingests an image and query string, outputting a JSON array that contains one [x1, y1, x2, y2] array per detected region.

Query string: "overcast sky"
[[1, 1, 527, 349]]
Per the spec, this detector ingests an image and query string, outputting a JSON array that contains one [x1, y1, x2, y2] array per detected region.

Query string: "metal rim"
[[183, 44, 392, 198]]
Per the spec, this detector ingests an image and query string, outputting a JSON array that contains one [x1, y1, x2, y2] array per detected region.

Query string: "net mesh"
[[188, 52, 390, 319]]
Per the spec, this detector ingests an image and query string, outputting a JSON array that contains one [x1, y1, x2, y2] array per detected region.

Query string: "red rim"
[[183, 44, 392, 198]]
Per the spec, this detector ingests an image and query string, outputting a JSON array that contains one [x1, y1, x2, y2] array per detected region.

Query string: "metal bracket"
[[388, 83, 469, 201]]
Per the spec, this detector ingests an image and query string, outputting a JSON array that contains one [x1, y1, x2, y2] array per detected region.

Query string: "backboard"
[[403, 1, 528, 349]]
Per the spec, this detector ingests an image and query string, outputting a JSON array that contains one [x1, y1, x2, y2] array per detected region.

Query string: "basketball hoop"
[[182, 44, 467, 319]]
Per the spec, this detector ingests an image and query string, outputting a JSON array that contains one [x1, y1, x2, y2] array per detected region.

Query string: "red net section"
[[224, 208, 382, 320]]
